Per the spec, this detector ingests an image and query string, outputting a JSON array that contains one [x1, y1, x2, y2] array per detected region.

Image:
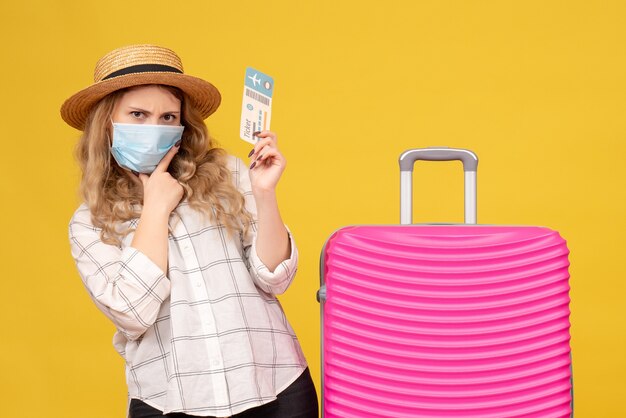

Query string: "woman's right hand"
[[131, 142, 183, 273], [138, 142, 183, 216]]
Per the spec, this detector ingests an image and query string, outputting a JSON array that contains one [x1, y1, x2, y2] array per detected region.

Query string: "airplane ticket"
[[240, 67, 273, 144]]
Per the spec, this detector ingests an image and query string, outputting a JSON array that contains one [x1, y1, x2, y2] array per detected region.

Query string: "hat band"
[[102, 64, 183, 81]]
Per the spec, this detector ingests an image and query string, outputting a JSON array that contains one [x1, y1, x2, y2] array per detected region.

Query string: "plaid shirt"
[[69, 156, 307, 417]]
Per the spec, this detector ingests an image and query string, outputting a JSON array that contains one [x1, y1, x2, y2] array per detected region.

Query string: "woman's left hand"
[[246, 130, 291, 271], [248, 131, 286, 194]]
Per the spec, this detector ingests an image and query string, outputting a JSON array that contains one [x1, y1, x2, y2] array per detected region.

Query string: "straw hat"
[[60, 44, 221, 130]]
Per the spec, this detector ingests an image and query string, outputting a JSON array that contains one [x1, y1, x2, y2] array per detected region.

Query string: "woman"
[[62, 44, 318, 417]]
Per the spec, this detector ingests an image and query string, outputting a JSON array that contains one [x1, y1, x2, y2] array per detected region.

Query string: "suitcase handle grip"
[[399, 148, 478, 171], [399, 147, 478, 225]]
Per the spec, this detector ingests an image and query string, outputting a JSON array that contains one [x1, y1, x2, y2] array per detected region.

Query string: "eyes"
[[130, 111, 178, 123]]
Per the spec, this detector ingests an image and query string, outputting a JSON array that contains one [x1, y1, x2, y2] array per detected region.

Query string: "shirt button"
[[212, 359, 222, 367], [196, 281, 202, 288]]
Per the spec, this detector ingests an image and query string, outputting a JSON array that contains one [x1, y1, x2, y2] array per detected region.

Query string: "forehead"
[[117, 85, 181, 108]]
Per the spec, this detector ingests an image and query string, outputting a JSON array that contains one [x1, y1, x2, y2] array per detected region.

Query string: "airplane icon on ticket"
[[247, 73, 261, 87]]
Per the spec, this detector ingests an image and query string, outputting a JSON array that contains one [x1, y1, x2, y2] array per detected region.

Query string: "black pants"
[[129, 368, 319, 418]]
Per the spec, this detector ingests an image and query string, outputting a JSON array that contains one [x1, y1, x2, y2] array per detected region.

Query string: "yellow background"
[[0, 1, 624, 417]]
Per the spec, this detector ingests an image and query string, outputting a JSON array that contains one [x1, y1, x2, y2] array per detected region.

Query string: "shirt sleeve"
[[68, 205, 171, 341], [231, 156, 299, 295]]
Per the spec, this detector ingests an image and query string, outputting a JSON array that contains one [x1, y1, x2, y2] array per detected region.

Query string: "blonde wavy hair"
[[76, 85, 253, 246]]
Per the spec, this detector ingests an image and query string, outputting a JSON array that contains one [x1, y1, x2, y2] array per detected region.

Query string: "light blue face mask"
[[110, 122, 184, 174]]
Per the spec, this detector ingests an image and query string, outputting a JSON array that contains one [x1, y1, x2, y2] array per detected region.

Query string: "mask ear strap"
[[108, 118, 116, 146]]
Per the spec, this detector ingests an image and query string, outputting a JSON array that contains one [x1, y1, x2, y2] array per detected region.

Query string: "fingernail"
[[252, 131, 261, 137], [131, 170, 139, 176], [175, 139, 182, 147], [257, 153, 264, 161], [250, 161, 256, 170], [248, 148, 255, 157]]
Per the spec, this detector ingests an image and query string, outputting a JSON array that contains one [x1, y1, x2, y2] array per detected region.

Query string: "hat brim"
[[60, 72, 221, 130]]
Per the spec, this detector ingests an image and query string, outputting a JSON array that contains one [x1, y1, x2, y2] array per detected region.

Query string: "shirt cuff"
[[121, 246, 171, 304], [248, 228, 298, 295]]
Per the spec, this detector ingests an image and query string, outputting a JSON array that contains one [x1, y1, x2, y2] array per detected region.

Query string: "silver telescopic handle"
[[399, 148, 479, 225]]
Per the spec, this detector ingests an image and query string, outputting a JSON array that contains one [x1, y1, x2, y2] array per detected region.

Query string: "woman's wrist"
[[252, 187, 277, 202], [140, 204, 172, 223]]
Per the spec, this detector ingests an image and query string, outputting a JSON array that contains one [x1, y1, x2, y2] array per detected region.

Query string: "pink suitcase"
[[318, 148, 572, 417]]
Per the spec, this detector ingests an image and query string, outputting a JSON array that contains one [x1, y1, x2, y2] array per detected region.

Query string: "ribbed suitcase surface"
[[322, 225, 571, 417]]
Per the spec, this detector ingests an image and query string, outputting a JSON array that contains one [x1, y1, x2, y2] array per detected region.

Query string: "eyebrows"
[[127, 106, 181, 115]]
